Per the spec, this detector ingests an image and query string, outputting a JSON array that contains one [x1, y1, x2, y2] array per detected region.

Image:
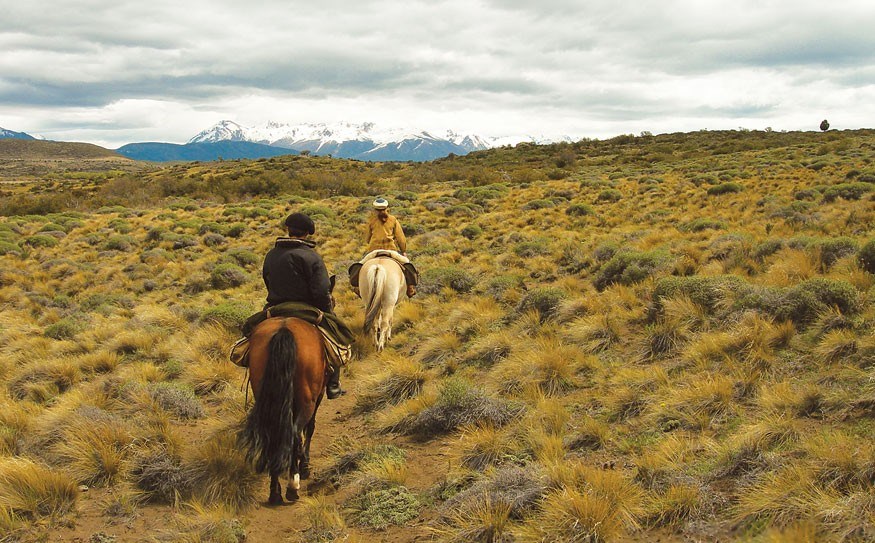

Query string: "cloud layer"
[[2, 0, 874, 147]]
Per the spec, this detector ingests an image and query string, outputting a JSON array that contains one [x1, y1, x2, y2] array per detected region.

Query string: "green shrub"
[[707, 182, 744, 195], [859, 239, 875, 274], [794, 188, 820, 201], [202, 233, 227, 247], [773, 278, 861, 325], [566, 203, 594, 217], [485, 275, 526, 298], [394, 377, 521, 436], [201, 301, 256, 328], [298, 204, 336, 218], [349, 486, 421, 529], [752, 239, 785, 261], [515, 287, 567, 320], [222, 248, 259, 268], [513, 240, 550, 258], [680, 218, 726, 232], [460, 224, 482, 240], [651, 275, 748, 316], [24, 235, 58, 248], [594, 250, 672, 290], [103, 235, 135, 251], [210, 264, 248, 289], [814, 237, 858, 268], [420, 267, 477, 294], [44, 315, 88, 340], [522, 199, 556, 211], [822, 182, 872, 202], [225, 223, 246, 238], [148, 383, 204, 420], [596, 189, 623, 202], [0, 241, 22, 256]]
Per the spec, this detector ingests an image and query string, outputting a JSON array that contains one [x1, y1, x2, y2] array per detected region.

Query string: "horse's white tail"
[[364, 264, 385, 335]]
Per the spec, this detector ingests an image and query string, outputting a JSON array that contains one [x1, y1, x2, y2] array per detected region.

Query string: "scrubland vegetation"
[[1, 129, 873, 542]]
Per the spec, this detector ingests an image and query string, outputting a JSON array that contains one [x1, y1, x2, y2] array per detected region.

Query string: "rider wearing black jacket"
[[261, 212, 344, 398]]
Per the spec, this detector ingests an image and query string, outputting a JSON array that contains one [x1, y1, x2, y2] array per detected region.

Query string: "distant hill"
[[0, 127, 35, 140], [115, 140, 298, 162], [0, 139, 144, 181], [0, 139, 125, 160]]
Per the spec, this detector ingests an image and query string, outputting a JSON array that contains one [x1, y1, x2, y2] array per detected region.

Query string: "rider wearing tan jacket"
[[350, 198, 419, 298], [365, 210, 407, 254]]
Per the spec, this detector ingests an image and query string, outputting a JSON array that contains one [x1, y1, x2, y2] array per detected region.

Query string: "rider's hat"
[[372, 197, 389, 210], [284, 212, 315, 235]]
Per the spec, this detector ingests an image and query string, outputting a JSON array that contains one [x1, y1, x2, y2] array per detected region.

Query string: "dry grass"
[[1, 130, 873, 540], [0, 457, 78, 520]]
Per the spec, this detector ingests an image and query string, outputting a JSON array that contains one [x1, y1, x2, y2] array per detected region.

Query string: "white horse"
[[360, 256, 407, 351]]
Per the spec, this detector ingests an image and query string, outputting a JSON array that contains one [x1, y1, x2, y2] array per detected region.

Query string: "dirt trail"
[[52, 359, 450, 543]]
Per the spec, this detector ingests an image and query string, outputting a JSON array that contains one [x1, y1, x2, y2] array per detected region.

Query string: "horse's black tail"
[[239, 326, 297, 475]]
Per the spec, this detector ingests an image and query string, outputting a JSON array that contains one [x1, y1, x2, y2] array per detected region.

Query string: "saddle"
[[229, 302, 354, 368]]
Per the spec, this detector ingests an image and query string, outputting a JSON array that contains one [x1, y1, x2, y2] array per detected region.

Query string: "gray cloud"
[[1, 0, 873, 146]]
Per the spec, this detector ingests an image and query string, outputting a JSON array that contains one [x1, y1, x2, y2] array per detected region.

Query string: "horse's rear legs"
[[269, 475, 283, 505], [286, 433, 303, 502]]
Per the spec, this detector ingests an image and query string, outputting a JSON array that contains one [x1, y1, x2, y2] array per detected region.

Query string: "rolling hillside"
[[0, 129, 873, 543]]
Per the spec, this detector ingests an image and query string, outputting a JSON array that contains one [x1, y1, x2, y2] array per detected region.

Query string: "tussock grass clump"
[[355, 355, 427, 412], [183, 428, 259, 510], [432, 494, 514, 543], [459, 331, 515, 368], [148, 382, 205, 419], [295, 493, 347, 543], [564, 312, 626, 353], [457, 424, 516, 471], [314, 441, 406, 488], [163, 502, 246, 543], [388, 377, 522, 437], [53, 417, 135, 486], [491, 339, 595, 396], [0, 457, 78, 520], [643, 483, 702, 529], [131, 446, 187, 503], [441, 464, 548, 522], [564, 415, 611, 452], [513, 486, 625, 542], [514, 287, 567, 322]]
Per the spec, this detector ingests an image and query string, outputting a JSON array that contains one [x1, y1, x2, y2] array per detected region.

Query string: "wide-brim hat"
[[373, 197, 389, 209]]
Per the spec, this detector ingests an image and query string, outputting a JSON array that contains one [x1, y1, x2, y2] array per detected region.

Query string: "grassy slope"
[[0, 129, 873, 542]]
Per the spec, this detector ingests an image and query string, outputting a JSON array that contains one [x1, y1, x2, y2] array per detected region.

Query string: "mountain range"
[[0, 127, 36, 140], [1, 122, 572, 162]]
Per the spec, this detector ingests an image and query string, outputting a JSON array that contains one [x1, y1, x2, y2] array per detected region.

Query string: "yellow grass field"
[[1, 129, 873, 542]]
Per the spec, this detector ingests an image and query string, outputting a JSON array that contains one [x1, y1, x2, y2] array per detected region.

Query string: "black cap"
[[284, 212, 315, 235]]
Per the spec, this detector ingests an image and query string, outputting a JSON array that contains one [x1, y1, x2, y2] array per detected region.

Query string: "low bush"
[[210, 263, 248, 289], [596, 189, 623, 202], [679, 218, 726, 232], [24, 235, 59, 248], [460, 224, 482, 240], [594, 250, 672, 291], [822, 182, 872, 202], [201, 301, 255, 329], [396, 377, 522, 437], [566, 203, 594, 217], [857, 239, 875, 274], [515, 287, 567, 321], [421, 267, 478, 294], [707, 182, 744, 195]]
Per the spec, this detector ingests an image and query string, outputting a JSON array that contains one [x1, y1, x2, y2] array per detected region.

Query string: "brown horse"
[[238, 317, 327, 504]]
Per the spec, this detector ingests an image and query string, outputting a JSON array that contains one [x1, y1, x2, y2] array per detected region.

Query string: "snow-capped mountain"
[[189, 121, 499, 161], [0, 127, 36, 140], [189, 120, 574, 162]]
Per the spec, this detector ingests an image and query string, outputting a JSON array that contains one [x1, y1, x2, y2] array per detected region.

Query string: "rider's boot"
[[326, 365, 344, 399]]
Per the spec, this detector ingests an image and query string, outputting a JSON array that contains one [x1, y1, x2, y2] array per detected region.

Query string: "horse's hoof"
[[268, 493, 283, 506], [286, 488, 299, 502], [300, 466, 310, 480]]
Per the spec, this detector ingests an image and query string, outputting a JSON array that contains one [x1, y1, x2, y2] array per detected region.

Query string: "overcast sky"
[[1, 0, 874, 148]]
